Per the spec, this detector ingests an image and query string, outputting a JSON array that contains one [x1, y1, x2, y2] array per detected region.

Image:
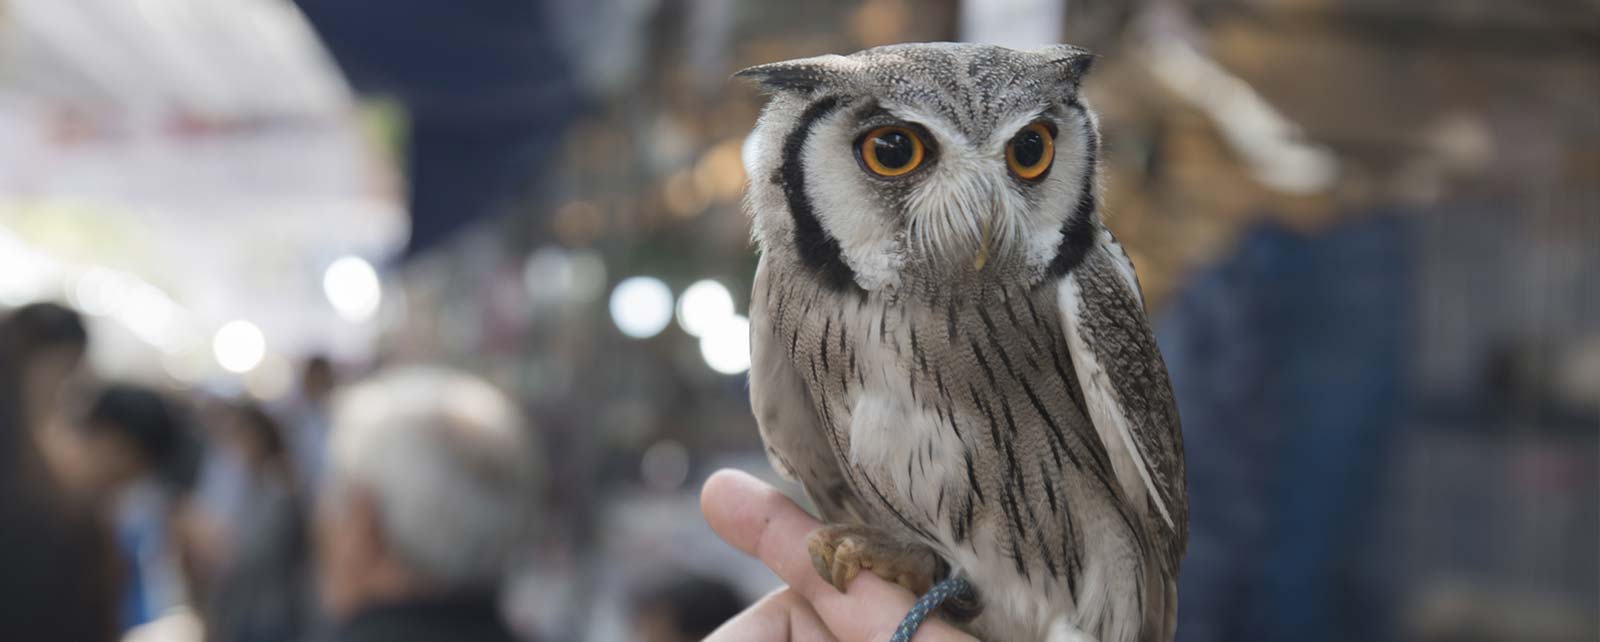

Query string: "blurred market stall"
[[0, 0, 405, 390]]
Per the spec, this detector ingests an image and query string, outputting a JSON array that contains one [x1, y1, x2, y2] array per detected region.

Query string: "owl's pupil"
[[872, 133, 915, 169], [1013, 132, 1045, 167]]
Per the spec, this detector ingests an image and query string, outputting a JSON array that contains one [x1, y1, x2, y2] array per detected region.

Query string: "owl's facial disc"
[[741, 43, 1100, 292], [871, 111, 1073, 279]]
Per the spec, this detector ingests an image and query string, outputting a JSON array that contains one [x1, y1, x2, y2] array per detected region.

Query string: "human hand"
[[700, 469, 978, 642]]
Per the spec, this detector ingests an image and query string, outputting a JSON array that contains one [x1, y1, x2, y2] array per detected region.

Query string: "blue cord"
[[890, 576, 972, 642]]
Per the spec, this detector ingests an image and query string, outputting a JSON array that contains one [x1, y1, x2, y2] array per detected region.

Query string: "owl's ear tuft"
[[1034, 44, 1096, 94], [735, 54, 855, 94]]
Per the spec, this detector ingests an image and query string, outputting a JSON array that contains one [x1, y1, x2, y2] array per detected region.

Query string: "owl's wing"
[[749, 257, 869, 524], [1055, 230, 1188, 565]]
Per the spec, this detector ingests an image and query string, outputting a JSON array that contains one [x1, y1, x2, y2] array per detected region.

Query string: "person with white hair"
[[316, 367, 541, 642]]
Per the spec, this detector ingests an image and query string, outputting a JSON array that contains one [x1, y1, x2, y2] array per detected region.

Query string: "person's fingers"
[[701, 469, 977, 642], [702, 469, 830, 600], [705, 589, 840, 642]]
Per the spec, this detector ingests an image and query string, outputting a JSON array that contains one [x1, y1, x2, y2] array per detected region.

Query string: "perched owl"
[[739, 43, 1187, 642]]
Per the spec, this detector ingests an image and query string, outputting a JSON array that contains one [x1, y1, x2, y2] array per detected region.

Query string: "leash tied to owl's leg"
[[890, 575, 974, 642]]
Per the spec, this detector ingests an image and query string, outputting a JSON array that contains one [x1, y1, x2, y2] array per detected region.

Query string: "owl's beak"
[[973, 219, 993, 271]]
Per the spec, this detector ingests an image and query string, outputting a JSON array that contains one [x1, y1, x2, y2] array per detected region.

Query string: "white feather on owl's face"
[[741, 43, 1100, 294]]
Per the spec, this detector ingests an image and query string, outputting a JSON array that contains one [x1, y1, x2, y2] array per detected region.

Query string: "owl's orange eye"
[[858, 126, 926, 177], [1006, 122, 1055, 180]]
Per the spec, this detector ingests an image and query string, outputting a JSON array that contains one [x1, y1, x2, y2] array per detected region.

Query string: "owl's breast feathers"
[[753, 243, 1183, 641]]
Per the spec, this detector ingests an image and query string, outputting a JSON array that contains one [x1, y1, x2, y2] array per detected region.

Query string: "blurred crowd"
[[0, 303, 745, 642]]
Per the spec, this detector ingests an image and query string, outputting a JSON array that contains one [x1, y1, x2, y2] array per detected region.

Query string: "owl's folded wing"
[[750, 256, 870, 524], [1054, 231, 1188, 566]]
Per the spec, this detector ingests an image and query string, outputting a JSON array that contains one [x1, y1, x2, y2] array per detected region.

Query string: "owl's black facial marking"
[[777, 95, 861, 293], [1047, 103, 1099, 277]]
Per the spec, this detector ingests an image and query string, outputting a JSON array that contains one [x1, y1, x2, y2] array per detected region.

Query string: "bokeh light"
[[524, 246, 608, 307], [565, 251, 608, 304], [524, 246, 575, 304], [608, 276, 673, 339], [72, 267, 120, 316], [212, 320, 266, 374], [323, 256, 382, 323], [698, 314, 751, 375], [675, 279, 734, 338], [640, 439, 690, 491]]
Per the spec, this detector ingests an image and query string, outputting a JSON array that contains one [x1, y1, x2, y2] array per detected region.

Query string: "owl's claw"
[[806, 524, 938, 595]]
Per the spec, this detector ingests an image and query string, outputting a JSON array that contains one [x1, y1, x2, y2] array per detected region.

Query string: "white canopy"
[[0, 0, 407, 390]]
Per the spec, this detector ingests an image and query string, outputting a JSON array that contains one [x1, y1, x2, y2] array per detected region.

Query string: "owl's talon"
[[832, 538, 862, 588], [808, 534, 836, 584], [806, 525, 937, 595]]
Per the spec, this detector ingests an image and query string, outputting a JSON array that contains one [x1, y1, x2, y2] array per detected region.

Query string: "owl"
[[739, 43, 1187, 642]]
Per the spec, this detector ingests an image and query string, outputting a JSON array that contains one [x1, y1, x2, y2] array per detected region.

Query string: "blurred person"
[[278, 355, 337, 495], [204, 402, 314, 642], [0, 302, 91, 476], [632, 574, 747, 642], [1158, 219, 1411, 642], [78, 383, 199, 631], [699, 470, 975, 642], [317, 367, 540, 642], [0, 304, 121, 642], [186, 398, 256, 583]]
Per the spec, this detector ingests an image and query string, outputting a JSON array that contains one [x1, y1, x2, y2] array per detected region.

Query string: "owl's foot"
[[806, 524, 938, 595]]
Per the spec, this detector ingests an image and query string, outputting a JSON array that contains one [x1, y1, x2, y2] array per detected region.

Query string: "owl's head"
[[740, 42, 1100, 295]]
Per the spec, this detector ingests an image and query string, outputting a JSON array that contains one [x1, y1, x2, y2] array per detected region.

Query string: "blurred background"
[[0, 0, 1595, 641]]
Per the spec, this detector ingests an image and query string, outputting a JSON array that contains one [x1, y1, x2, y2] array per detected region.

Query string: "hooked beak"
[[973, 219, 993, 271]]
